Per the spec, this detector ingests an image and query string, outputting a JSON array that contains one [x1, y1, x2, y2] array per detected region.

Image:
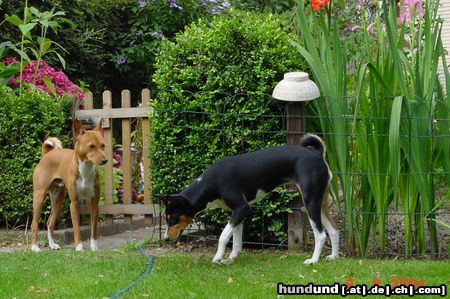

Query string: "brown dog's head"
[[73, 119, 108, 165], [160, 194, 193, 241]]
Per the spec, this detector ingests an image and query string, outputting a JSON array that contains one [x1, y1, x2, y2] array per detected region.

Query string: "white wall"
[[439, 0, 450, 86]]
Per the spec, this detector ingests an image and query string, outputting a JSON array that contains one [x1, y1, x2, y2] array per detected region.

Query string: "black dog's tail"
[[299, 134, 326, 157]]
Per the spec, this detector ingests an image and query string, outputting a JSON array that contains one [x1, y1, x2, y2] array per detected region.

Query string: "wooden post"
[[81, 93, 94, 225], [102, 91, 114, 225], [121, 90, 133, 225], [286, 102, 308, 251], [141, 89, 153, 225]]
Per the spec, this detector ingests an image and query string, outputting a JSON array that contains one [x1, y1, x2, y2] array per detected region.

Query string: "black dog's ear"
[[158, 194, 189, 207], [158, 195, 172, 206], [171, 194, 190, 207]]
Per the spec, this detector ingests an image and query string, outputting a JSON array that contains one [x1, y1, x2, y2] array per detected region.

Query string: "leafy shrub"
[[112, 0, 231, 82], [0, 87, 71, 227], [152, 11, 308, 244]]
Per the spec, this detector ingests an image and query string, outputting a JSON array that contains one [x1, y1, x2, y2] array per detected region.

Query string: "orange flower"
[[311, 0, 330, 11]]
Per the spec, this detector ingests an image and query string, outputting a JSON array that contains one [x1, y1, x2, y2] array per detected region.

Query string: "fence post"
[[102, 90, 114, 225], [121, 90, 133, 225], [272, 72, 320, 251], [141, 89, 153, 225], [286, 102, 308, 251], [81, 92, 94, 225]]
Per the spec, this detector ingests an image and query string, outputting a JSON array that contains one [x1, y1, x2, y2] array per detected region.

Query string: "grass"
[[0, 246, 449, 299]]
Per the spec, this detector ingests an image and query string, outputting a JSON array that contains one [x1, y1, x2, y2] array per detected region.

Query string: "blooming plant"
[[168, 0, 184, 12], [5, 3, 72, 91], [201, 0, 231, 15], [4, 57, 84, 101], [311, 0, 329, 11], [398, 0, 424, 24], [293, 0, 449, 257]]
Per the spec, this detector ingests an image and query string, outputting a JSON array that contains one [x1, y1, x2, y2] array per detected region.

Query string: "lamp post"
[[272, 72, 320, 251]]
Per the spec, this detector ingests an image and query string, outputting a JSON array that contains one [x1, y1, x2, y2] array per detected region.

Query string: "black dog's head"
[[160, 194, 193, 241]]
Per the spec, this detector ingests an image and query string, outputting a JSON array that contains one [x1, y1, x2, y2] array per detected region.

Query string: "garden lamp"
[[272, 71, 320, 144]]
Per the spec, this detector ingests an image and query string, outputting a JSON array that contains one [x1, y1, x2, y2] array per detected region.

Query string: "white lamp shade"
[[272, 72, 320, 102]]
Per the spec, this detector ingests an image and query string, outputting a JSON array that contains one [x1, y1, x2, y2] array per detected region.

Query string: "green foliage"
[[112, 0, 231, 81], [0, 86, 71, 226], [0, 0, 133, 97], [234, 0, 296, 12], [5, 3, 70, 82], [0, 42, 20, 86], [152, 11, 308, 243]]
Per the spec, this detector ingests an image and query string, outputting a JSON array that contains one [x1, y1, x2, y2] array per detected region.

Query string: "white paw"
[[212, 257, 223, 264], [75, 243, 84, 251], [49, 242, 61, 250], [90, 240, 98, 251], [326, 254, 338, 261], [31, 244, 41, 253], [303, 258, 319, 265]]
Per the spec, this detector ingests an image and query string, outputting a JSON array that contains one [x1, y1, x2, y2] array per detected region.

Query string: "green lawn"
[[0, 247, 448, 298]]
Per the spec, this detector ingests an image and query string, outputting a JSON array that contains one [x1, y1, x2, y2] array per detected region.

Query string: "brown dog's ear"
[[72, 119, 85, 138]]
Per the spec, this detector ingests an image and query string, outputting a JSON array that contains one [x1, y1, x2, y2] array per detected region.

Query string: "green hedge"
[[151, 11, 308, 243], [0, 87, 71, 226]]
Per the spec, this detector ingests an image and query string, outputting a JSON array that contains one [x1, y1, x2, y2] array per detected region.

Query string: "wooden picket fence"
[[75, 89, 157, 226]]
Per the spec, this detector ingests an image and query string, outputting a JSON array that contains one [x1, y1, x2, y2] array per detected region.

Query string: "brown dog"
[[31, 119, 107, 252]]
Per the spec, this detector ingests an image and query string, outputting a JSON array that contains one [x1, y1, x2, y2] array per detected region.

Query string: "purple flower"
[[117, 57, 126, 65], [168, 0, 183, 12], [138, 0, 147, 8], [204, 0, 231, 15], [221, 1, 230, 9]]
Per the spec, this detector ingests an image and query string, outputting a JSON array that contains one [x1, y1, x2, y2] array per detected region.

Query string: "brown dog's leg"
[[46, 184, 65, 250], [31, 191, 46, 252], [89, 186, 100, 251], [67, 187, 83, 251]]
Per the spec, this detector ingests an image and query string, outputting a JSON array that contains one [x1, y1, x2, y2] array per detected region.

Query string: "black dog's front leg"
[[212, 199, 253, 264]]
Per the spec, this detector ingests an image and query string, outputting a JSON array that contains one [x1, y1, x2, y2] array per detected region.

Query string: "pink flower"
[[4, 57, 85, 101], [113, 152, 122, 168], [3, 57, 18, 65], [398, 0, 424, 24]]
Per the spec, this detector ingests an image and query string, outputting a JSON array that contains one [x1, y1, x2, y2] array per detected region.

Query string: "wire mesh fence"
[[151, 91, 449, 259]]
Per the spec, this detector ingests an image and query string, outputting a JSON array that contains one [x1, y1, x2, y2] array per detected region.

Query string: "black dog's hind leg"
[[298, 180, 328, 265], [212, 194, 252, 264]]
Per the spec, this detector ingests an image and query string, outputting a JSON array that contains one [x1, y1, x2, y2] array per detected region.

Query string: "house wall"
[[439, 0, 450, 84]]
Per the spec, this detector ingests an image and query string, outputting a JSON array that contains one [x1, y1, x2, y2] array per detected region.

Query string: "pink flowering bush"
[[4, 57, 84, 101]]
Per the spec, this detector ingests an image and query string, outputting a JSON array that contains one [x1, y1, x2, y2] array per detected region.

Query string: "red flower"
[[311, 0, 330, 11]]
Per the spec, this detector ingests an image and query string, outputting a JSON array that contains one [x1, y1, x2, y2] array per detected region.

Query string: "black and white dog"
[[161, 134, 339, 265]]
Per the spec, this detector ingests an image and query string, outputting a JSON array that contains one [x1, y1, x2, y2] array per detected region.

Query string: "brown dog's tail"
[[42, 137, 63, 155]]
